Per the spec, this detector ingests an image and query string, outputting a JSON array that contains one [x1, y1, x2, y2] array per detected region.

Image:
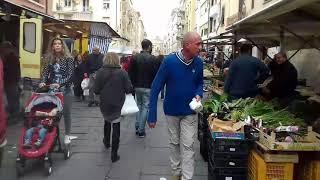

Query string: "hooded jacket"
[[94, 65, 134, 122]]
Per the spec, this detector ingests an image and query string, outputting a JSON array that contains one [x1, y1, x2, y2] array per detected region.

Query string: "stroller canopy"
[[24, 93, 64, 113]]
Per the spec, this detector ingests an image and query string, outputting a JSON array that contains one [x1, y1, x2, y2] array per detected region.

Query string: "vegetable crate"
[[259, 127, 320, 151], [208, 160, 247, 180], [248, 150, 294, 180], [208, 137, 253, 155]]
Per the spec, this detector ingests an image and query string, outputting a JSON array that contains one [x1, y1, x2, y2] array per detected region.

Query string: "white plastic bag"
[[121, 94, 139, 115], [189, 98, 203, 113], [81, 78, 90, 96]]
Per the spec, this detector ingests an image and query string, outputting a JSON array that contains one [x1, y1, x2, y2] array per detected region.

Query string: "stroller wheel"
[[44, 160, 52, 176], [16, 154, 25, 177], [64, 148, 70, 160], [16, 162, 24, 177]]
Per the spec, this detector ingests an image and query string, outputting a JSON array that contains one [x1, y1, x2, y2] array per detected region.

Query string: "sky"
[[133, 0, 179, 39]]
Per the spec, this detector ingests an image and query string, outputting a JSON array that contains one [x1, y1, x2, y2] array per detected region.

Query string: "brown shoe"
[[171, 175, 181, 180]]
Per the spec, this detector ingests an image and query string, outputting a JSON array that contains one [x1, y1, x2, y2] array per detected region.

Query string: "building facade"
[[6, 0, 53, 16], [165, 8, 186, 54]]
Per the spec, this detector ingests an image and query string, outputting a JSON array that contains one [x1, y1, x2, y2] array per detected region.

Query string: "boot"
[[111, 122, 120, 163], [111, 151, 120, 163], [103, 121, 111, 149]]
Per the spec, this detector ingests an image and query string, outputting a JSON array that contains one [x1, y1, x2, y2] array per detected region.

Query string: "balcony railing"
[[71, 11, 93, 21]]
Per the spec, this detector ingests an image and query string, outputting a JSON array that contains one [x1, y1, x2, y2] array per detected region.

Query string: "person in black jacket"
[[94, 52, 133, 163], [87, 47, 104, 107], [128, 39, 158, 138], [73, 54, 88, 101], [263, 52, 298, 100]]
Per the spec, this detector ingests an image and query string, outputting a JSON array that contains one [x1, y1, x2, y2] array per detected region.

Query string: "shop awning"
[[43, 19, 121, 39], [226, 0, 320, 50], [1, 0, 62, 23]]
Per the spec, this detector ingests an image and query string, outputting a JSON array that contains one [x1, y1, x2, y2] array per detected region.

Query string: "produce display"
[[203, 95, 308, 142]]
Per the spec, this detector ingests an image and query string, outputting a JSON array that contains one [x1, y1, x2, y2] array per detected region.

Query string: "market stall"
[[201, 1, 320, 179]]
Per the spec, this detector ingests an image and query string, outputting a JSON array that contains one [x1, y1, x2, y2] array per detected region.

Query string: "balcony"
[[226, 10, 247, 27], [71, 12, 92, 21]]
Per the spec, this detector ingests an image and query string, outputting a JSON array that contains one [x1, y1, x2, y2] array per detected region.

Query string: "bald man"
[[87, 46, 104, 107], [148, 32, 203, 180]]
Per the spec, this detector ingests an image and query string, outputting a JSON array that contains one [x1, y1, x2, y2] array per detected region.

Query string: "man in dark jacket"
[[224, 44, 269, 99], [263, 52, 298, 99], [0, 56, 7, 167], [0, 41, 21, 122], [87, 47, 104, 107], [128, 39, 159, 137]]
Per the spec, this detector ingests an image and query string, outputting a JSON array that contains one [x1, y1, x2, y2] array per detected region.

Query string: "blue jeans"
[[135, 88, 151, 134], [25, 125, 47, 143]]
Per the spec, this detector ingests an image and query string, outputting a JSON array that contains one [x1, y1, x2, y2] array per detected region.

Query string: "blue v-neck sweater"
[[148, 52, 203, 123]]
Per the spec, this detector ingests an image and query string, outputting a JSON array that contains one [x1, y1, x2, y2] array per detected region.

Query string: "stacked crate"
[[198, 112, 210, 162], [207, 136, 253, 180], [248, 150, 294, 180]]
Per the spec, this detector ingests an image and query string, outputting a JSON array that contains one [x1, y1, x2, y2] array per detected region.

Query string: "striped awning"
[[89, 23, 113, 54]]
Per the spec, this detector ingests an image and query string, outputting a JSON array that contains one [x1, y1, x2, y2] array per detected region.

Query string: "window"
[[83, 0, 89, 11], [213, 19, 216, 32], [103, 3, 110, 9], [221, 6, 225, 25], [209, 17, 213, 33], [65, 0, 71, 7], [23, 22, 36, 53], [251, 0, 255, 9], [31, 0, 40, 3]]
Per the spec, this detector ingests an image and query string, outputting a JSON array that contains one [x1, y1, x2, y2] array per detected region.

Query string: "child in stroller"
[[23, 108, 58, 149]]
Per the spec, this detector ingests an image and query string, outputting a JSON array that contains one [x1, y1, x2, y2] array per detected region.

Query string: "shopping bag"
[[81, 78, 90, 96], [121, 94, 139, 115]]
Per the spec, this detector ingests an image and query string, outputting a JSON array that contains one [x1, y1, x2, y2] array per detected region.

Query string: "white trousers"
[[166, 115, 197, 180]]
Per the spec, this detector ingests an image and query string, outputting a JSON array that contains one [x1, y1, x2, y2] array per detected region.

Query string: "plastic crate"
[[200, 130, 209, 162], [208, 161, 247, 180], [248, 150, 294, 180], [208, 137, 253, 155], [209, 153, 248, 169], [297, 160, 320, 180]]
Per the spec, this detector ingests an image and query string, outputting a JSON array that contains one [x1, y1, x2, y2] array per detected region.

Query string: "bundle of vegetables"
[[203, 94, 228, 114]]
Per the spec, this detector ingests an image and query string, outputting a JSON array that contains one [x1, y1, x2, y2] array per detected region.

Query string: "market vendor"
[[262, 52, 298, 100], [224, 44, 269, 99]]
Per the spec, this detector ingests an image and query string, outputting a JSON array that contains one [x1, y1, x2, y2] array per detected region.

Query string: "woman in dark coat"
[[73, 54, 88, 101], [94, 52, 133, 163]]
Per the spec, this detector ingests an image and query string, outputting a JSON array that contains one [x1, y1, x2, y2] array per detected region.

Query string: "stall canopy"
[[226, 0, 320, 51], [43, 20, 121, 54]]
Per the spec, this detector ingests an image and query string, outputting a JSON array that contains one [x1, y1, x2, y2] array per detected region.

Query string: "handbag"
[[121, 94, 139, 115]]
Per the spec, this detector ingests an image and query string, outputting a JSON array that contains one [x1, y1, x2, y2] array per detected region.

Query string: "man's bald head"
[[93, 46, 100, 54], [182, 32, 201, 47], [182, 32, 202, 58]]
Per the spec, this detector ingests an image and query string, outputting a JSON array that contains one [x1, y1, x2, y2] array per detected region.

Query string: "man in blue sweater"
[[148, 32, 203, 180]]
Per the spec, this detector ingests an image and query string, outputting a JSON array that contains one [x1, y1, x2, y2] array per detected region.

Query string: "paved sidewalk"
[[0, 99, 208, 180]]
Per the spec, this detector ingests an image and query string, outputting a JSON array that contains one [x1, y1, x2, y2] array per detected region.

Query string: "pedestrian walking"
[[73, 54, 88, 101], [157, 54, 165, 100], [87, 47, 104, 107], [0, 56, 7, 167], [39, 37, 76, 145], [0, 41, 21, 124], [128, 39, 159, 138], [94, 52, 133, 163], [148, 32, 203, 180]]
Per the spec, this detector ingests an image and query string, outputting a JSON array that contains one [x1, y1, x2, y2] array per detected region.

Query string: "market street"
[[0, 99, 208, 180]]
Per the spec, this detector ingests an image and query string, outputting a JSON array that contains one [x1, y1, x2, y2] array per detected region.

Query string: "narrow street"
[[1, 98, 208, 180]]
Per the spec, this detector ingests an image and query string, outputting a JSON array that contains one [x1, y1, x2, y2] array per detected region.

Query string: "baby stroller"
[[16, 87, 71, 176]]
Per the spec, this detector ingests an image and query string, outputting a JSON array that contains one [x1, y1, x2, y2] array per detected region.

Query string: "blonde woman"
[[94, 52, 133, 163], [39, 37, 75, 144]]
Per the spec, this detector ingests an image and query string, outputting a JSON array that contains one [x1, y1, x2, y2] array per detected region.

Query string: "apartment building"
[[4, 0, 53, 16]]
